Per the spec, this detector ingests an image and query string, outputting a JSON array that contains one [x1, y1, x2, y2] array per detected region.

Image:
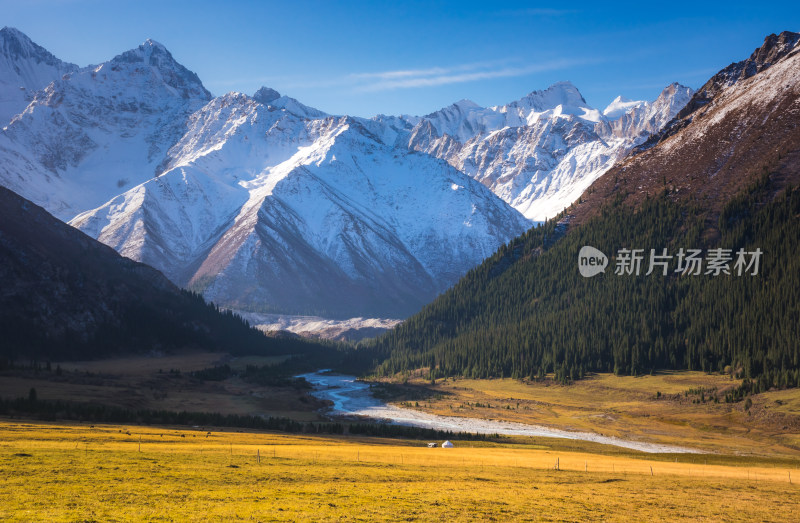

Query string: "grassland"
[[0, 352, 322, 422], [3, 357, 800, 519], [1, 420, 799, 522], [377, 372, 800, 457]]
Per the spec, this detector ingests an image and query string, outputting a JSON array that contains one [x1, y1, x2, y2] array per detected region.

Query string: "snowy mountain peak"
[[601, 82, 694, 153], [0, 26, 24, 37], [110, 39, 211, 100], [0, 27, 79, 125], [659, 82, 686, 95], [1, 26, 64, 67], [253, 86, 281, 104], [71, 87, 530, 317], [453, 98, 481, 109], [0, 33, 216, 218], [267, 95, 328, 119], [602, 83, 692, 122], [603, 95, 646, 120], [491, 81, 601, 127], [654, 82, 692, 105], [250, 86, 327, 119], [417, 81, 607, 144], [423, 97, 485, 120], [142, 38, 168, 50], [113, 39, 167, 64], [410, 79, 693, 221], [517, 81, 589, 111], [421, 98, 503, 142]]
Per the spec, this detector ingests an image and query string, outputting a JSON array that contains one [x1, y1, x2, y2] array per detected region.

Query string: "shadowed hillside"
[[0, 185, 317, 361]]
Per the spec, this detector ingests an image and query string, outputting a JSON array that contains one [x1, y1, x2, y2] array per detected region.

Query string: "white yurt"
[[442, 440, 454, 448]]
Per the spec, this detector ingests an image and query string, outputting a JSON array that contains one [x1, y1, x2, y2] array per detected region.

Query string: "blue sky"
[[3, 0, 799, 116]]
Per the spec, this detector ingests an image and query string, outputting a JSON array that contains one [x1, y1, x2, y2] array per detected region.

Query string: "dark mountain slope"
[[0, 185, 312, 360], [366, 179, 799, 385]]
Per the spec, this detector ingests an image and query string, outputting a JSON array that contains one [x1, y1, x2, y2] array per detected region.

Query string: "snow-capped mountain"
[[0, 36, 211, 219], [492, 81, 605, 125], [0, 29, 691, 319], [599, 83, 694, 141], [0, 27, 78, 126], [72, 91, 530, 317], [403, 81, 693, 220], [602, 96, 646, 120]]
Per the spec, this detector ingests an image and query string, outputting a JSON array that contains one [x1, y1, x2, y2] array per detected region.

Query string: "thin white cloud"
[[348, 59, 510, 80], [354, 59, 596, 92], [212, 57, 600, 95]]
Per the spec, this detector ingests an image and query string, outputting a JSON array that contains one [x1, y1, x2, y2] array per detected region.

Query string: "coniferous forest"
[[363, 174, 800, 390]]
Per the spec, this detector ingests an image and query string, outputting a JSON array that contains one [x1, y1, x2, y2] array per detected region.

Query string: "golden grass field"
[[3, 357, 800, 520], [380, 372, 800, 457], [2, 421, 799, 522]]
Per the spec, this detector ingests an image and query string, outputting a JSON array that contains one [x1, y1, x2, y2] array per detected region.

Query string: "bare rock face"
[[681, 31, 800, 119], [574, 32, 800, 225], [637, 31, 800, 152]]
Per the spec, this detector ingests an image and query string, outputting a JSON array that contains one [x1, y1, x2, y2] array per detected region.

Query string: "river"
[[299, 370, 702, 454]]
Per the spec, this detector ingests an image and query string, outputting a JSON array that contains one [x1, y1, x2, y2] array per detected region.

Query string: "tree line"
[[0, 394, 493, 442]]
